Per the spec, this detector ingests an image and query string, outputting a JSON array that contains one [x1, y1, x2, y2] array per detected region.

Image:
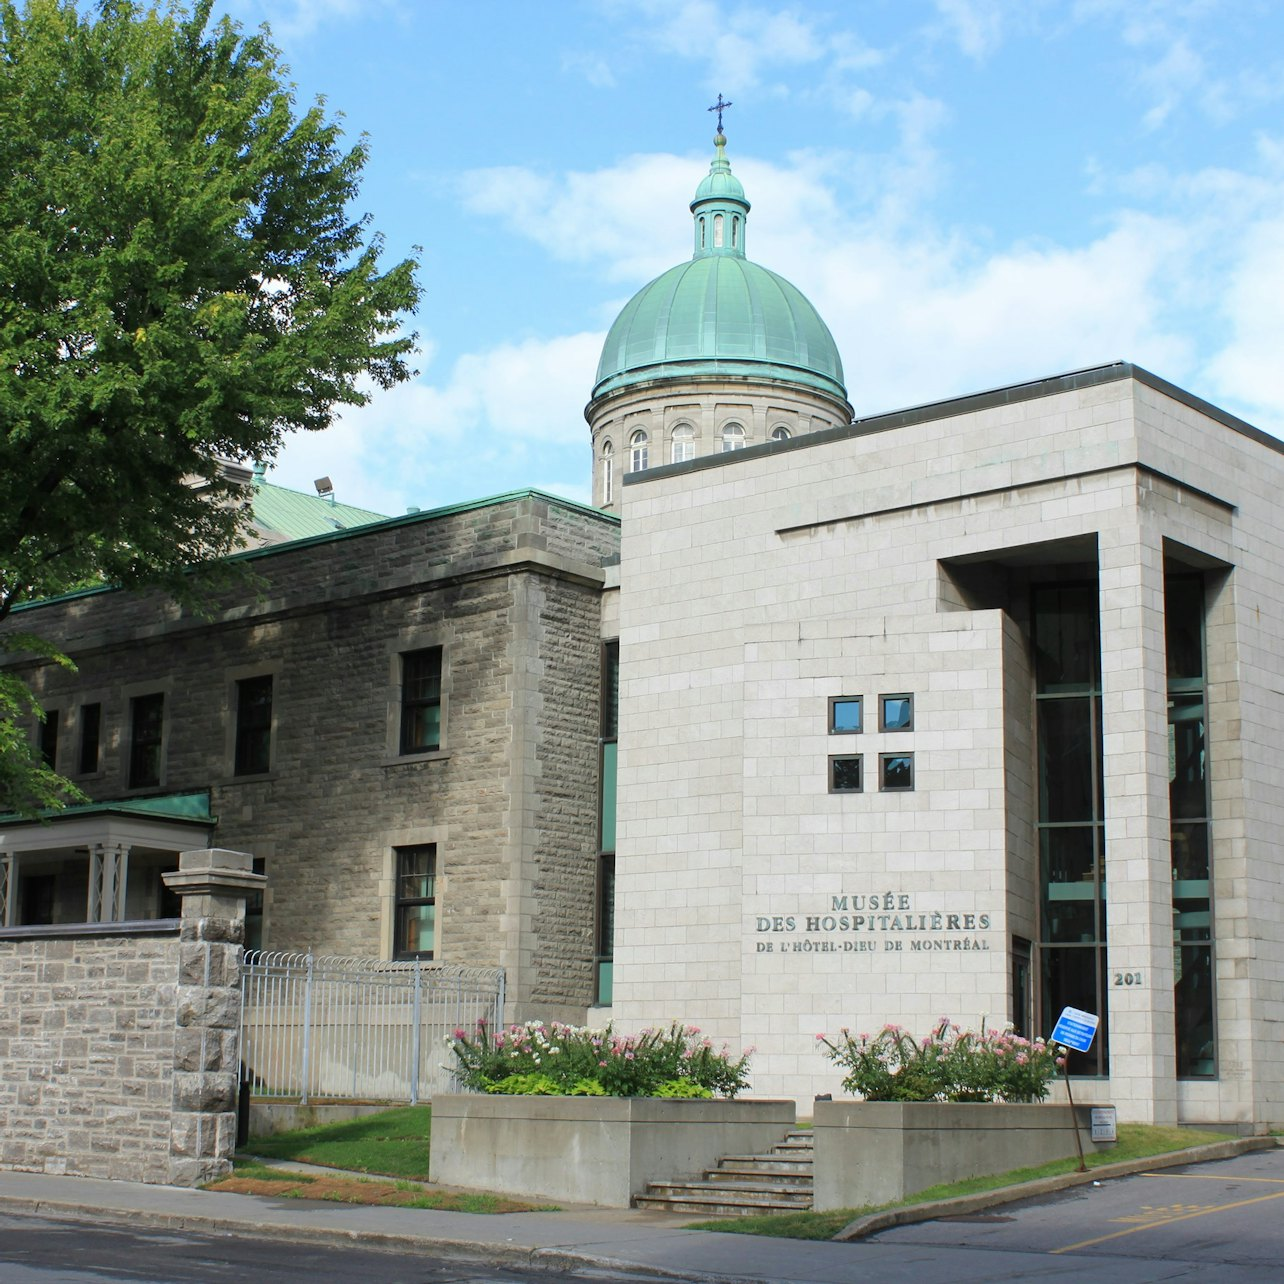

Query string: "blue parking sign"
[[1050, 1006, 1099, 1053]]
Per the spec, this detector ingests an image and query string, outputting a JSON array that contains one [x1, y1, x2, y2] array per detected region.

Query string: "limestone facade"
[[608, 362, 1284, 1129]]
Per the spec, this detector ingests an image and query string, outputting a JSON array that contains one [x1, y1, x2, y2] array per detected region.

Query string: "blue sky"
[[217, 0, 1284, 517]]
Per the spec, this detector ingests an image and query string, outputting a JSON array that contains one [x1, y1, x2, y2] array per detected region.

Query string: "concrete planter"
[[812, 1099, 1109, 1210], [429, 1094, 796, 1207]]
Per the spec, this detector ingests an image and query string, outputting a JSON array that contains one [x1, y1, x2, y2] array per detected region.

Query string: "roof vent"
[[314, 476, 335, 504]]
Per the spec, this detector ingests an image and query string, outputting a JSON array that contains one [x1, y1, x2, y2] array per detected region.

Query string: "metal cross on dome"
[[708, 94, 733, 132]]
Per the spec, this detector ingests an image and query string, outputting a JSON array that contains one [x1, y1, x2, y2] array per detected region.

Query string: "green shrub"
[[450, 1020, 752, 1098], [818, 1019, 1065, 1103], [654, 1078, 713, 1099]]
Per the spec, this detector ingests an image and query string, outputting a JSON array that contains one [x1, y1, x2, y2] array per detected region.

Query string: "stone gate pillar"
[[162, 849, 266, 1186]]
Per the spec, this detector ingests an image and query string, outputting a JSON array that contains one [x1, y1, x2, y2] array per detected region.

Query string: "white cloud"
[[931, 0, 1008, 60], [627, 0, 824, 90], [223, 0, 403, 43], [562, 50, 617, 89], [267, 332, 604, 515], [1202, 215, 1284, 432], [459, 155, 696, 281]]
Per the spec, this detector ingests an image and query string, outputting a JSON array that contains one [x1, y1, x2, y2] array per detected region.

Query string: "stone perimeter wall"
[[0, 850, 259, 1186], [0, 932, 179, 1183]]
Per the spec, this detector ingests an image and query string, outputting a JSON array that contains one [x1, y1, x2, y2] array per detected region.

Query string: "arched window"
[[770, 425, 792, 442], [629, 429, 649, 472], [731, 216, 739, 248], [601, 441, 614, 505], [671, 424, 695, 464], [699, 217, 706, 249], [720, 422, 745, 452], [714, 213, 724, 247]]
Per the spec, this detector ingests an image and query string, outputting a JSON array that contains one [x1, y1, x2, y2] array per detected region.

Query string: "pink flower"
[[816, 1033, 827, 1041], [452, 1028, 466, 1040]]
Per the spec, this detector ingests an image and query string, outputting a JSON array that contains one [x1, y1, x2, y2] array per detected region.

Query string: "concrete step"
[[635, 1180, 815, 1217], [635, 1126, 815, 1216], [708, 1163, 814, 1185]]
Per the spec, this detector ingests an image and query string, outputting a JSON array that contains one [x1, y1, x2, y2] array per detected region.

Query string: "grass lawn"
[[683, 1123, 1237, 1239], [242, 1104, 432, 1180], [208, 1157, 550, 1213]]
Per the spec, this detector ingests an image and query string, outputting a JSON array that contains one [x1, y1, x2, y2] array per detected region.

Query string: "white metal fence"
[[239, 951, 504, 1104]]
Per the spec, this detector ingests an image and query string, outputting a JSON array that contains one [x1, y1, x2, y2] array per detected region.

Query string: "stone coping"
[[0, 918, 180, 940]]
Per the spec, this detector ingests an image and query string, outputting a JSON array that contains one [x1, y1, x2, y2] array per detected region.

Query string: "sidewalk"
[[0, 1137, 1274, 1284]]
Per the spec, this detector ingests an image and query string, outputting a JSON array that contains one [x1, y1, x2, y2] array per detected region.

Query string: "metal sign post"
[[1049, 1006, 1100, 1173]]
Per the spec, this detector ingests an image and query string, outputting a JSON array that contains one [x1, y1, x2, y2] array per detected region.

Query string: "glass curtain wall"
[[1033, 582, 1109, 1075], [1166, 573, 1215, 1077], [596, 640, 619, 1005]]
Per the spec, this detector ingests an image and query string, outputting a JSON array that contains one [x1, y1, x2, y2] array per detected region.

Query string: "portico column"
[[88, 842, 129, 922], [0, 851, 12, 926], [1098, 515, 1176, 1123]]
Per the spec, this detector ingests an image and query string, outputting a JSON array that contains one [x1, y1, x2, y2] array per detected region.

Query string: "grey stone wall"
[[4, 493, 619, 1015], [0, 932, 178, 1183], [0, 849, 260, 1186]]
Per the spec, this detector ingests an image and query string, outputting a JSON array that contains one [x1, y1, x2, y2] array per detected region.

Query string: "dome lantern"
[[690, 131, 750, 260]]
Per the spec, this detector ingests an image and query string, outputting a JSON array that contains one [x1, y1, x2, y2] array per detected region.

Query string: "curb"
[[0, 1193, 609, 1277], [832, 1135, 1279, 1241]]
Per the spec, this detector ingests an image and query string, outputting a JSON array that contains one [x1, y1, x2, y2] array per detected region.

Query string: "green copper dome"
[[592, 133, 846, 403]]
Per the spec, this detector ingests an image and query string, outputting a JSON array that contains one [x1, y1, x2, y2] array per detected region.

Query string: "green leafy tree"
[[0, 0, 419, 812]]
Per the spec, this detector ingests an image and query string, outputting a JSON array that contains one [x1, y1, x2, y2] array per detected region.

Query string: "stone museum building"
[[4, 129, 1284, 1130]]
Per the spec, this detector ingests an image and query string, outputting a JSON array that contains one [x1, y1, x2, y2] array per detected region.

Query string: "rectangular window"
[[597, 641, 619, 1005], [1166, 571, 1214, 1079], [596, 853, 615, 1006], [879, 752, 914, 791], [879, 693, 914, 731], [38, 711, 58, 770], [601, 640, 620, 740], [244, 857, 266, 952], [78, 703, 101, 775], [128, 692, 165, 789], [1032, 582, 1108, 1077], [829, 696, 862, 734], [234, 675, 273, 776], [829, 754, 863, 793], [394, 844, 436, 960], [399, 647, 442, 755]]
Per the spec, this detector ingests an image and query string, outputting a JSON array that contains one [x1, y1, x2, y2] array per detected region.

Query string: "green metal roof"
[[592, 132, 846, 404], [593, 256, 846, 401], [249, 476, 388, 544], [0, 790, 215, 827]]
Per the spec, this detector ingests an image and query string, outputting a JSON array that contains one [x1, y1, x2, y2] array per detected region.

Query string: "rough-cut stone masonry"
[[0, 849, 261, 1186], [0, 931, 178, 1183], [4, 494, 620, 1016]]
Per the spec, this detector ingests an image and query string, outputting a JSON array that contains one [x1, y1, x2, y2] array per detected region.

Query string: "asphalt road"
[[867, 1147, 1284, 1282], [1, 1149, 1280, 1284], [0, 1211, 671, 1284]]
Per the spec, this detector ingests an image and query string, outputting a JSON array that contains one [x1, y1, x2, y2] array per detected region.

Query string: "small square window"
[[829, 696, 862, 734], [829, 754, 863, 793], [880, 753, 914, 791], [880, 694, 913, 731]]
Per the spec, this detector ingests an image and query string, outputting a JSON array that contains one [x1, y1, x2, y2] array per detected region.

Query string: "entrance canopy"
[[0, 792, 215, 929]]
